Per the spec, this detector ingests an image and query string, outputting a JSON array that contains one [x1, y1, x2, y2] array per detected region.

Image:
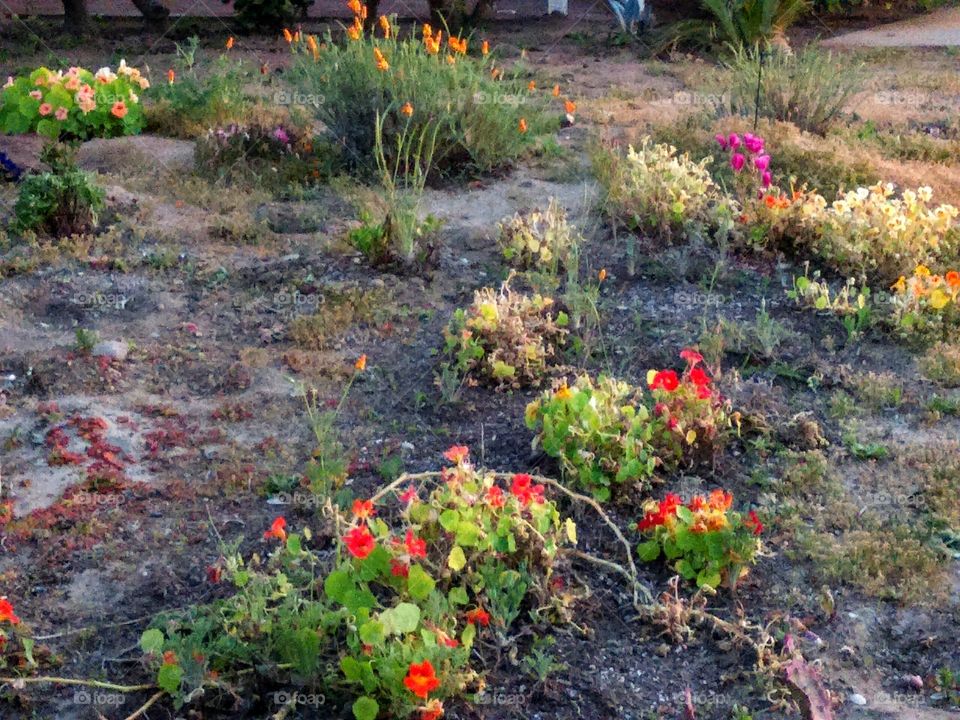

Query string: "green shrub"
[[13, 144, 105, 237], [497, 198, 582, 274], [722, 45, 862, 135], [144, 38, 254, 138], [231, 0, 312, 32], [286, 20, 557, 180]]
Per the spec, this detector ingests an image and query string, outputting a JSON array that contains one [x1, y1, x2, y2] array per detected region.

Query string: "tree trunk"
[[130, 0, 171, 24], [62, 0, 90, 34]]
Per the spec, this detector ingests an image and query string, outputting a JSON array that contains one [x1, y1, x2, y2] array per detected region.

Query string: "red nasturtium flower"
[[649, 369, 680, 392], [352, 498, 375, 519], [399, 485, 418, 504], [404, 660, 441, 699], [745, 510, 764, 536], [391, 559, 410, 577], [679, 348, 704, 366], [344, 526, 376, 559], [510, 473, 545, 506], [0, 597, 20, 625], [636, 493, 683, 531], [465, 607, 490, 626], [689, 366, 710, 387], [264, 516, 287, 542], [162, 650, 178, 666], [443, 445, 469, 464], [404, 530, 427, 558], [708, 488, 733, 511]]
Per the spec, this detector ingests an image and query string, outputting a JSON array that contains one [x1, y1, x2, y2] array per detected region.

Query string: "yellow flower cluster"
[[892, 264, 960, 312], [795, 183, 959, 278]]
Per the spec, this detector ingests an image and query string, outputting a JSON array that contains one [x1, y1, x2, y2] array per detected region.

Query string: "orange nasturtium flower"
[[264, 516, 287, 542], [352, 498, 375, 519], [226, 36, 234, 50], [355, 354, 367, 371], [518, 118, 528, 133], [404, 660, 441, 699], [443, 445, 470, 464], [400, 102, 414, 116], [564, 99, 576, 114], [373, 47, 390, 71]]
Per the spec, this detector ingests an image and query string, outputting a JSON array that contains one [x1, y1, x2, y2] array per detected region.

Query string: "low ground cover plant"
[[140, 446, 575, 719], [635, 489, 763, 590], [1, 63, 146, 139], [497, 198, 582, 275], [287, 8, 558, 180], [525, 349, 732, 501], [890, 263, 960, 342], [441, 283, 568, 395]]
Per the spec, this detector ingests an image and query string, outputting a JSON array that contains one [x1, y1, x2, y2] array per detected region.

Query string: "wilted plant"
[[441, 283, 568, 396], [497, 198, 582, 274], [890, 264, 960, 342]]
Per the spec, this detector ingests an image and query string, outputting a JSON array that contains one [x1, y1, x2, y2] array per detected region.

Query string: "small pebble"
[[849, 693, 867, 706]]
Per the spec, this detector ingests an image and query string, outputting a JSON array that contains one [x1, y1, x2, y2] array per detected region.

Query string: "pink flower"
[[743, 133, 764, 154], [730, 153, 746, 172], [715, 133, 728, 150], [38, 103, 52, 116], [727, 133, 741, 150], [29, 90, 42, 100], [762, 171, 772, 188], [753, 154, 771, 172], [55, 106, 68, 121]]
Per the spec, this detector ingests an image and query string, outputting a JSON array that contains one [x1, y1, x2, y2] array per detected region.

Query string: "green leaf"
[[341, 656, 363, 681], [359, 620, 386, 646], [448, 586, 469, 606], [439, 509, 460, 531], [447, 545, 467, 571], [676, 559, 696, 579], [157, 663, 183, 694], [352, 696, 379, 720], [455, 521, 481, 547], [140, 628, 165, 654], [636, 540, 661, 562], [696, 568, 722, 589], [286, 534, 302, 555], [407, 565, 435, 600], [461, 620, 477, 650], [380, 602, 420, 635], [675, 506, 695, 525], [324, 569, 354, 604]]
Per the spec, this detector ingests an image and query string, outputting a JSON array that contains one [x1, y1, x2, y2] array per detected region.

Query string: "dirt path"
[[823, 7, 960, 47]]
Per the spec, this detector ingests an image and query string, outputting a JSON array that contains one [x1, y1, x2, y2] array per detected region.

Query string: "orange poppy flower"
[[355, 354, 367, 371], [167, 69, 175, 84], [598, 268, 607, 282], [518, 117, 528, 133], [527, 80, 536, 91], [378, 15, 391, 38], [422, 23, 433, 38], [283, 28, 293, 43], [564, 99, 576, 114], [347, 18, 362, 40], [226, 36, 234, 50], [552, 84, 560, 97], [374, 47, 390, 71], [400, 101, 413, 116], [347, 0, 363, 14], [481, 39, 489, 55]]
